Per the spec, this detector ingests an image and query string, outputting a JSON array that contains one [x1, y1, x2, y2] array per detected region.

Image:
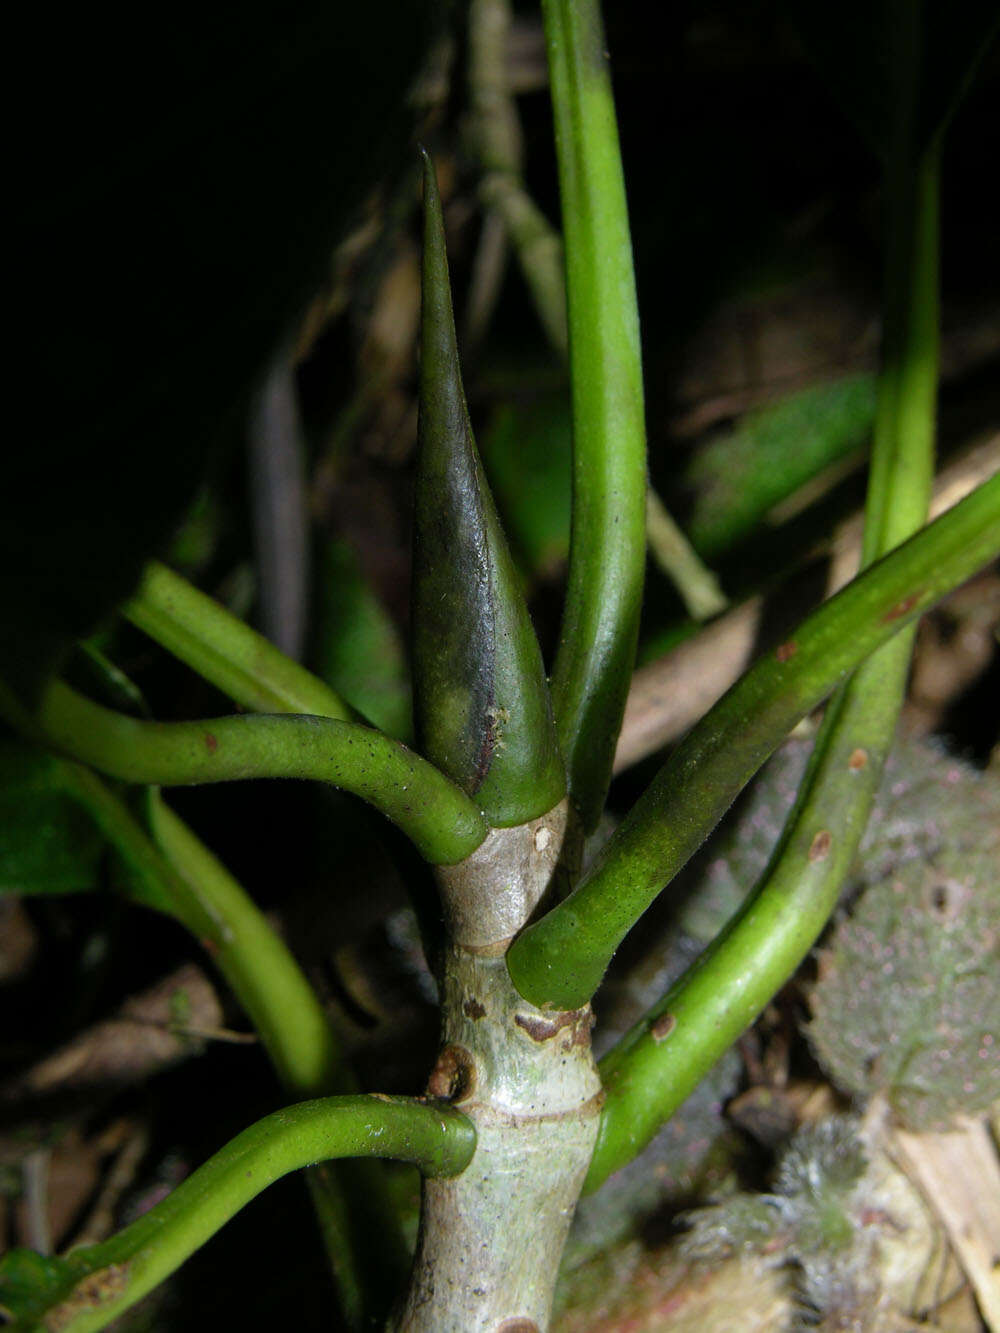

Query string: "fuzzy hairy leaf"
[[807, 799, 1000, 1129]]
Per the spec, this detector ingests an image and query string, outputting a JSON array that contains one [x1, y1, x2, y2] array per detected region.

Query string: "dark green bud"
[[412, 154, 565, 827]]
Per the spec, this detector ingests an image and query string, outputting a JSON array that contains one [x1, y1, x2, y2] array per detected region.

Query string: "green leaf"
[[311, 535, 412, 740], [684, 375, 877, 558], [478, 395, 572, 583], [412, 154, 565, 828], [6, 2, 443, 701], [0, 739, 103, 895]]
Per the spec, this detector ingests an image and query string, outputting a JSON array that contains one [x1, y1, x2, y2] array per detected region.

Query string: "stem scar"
[[650, 1012, 677, 1043], [881, 590, 922, 622], [809, 829, 833, 862], [775, 641, 797, 663], [425, 1043, 476, 1103]]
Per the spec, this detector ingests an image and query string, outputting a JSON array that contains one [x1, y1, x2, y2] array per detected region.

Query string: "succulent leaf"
[[412, 154, 565, 827]]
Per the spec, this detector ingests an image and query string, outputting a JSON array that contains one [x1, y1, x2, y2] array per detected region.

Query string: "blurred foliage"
[[311, 535, 412, 741], [479, 394, 574, 584], [682, 375, 876, 558], [0, 743, 104, 896], [808, 791, 1000, 1128]]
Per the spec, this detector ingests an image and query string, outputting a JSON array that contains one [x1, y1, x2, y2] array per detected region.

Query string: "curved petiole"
[[0, 1097, 475, 1333], [36, 680, 489, 866], [542, 0, 647, 833], [507, 466, 1000, 1010]]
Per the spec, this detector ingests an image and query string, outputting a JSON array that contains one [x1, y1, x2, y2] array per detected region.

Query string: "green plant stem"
[[585, 144, 943, 1186], [470, 0, 723, 631], [865, 146, 940, 556], [1, 1097, 475, 1333], [19, 763, 412, 1325], [542, 0, 647, 832], [508, 465, 1000, 1011], [124, 560, 352, 719], [37, 680, 489, 865], [585, 680, 891, 1188], [0, 708, 350, 1097], [146, 792, 348, 1094], [99, 564, 412, 1319], [644, 487, 728, 620], [584, 145, 943, 1185]]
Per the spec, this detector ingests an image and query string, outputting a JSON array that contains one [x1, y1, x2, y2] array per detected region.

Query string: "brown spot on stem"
[[46, 1265, 130, 1332], [809, 830, 833, 862], [463, 996, 486, 1020], [650, 1012, 677, 1043], [881, 590, 922, 623], [848, 748, 868, 771], [514, 1009, 594, 1047], [496, 1321, 539, 1333], [204, 731, 218, 753], [775, 641, 797, 662], [425, 1044, 475, 1103]]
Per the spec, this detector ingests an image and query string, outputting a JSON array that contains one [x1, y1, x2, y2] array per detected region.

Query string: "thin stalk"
[[645, 486, 728, 620], [468, 0, 568, 353], [507, 464, 1000, 1010], [586, 647, 910, 1186], [37, 680, 489, 865], [587, 143, 943, 1184], [542, 0, 647, 832], [1, 1097, 475, 1333], [124, 560, 352, 719], [145, 793, 349, 1096], [45, 766, 411, 1325], [470, 0, 723, 629]]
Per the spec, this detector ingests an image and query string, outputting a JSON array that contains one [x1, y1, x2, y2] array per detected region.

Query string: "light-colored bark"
[[396, 806, 601, 1332]]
